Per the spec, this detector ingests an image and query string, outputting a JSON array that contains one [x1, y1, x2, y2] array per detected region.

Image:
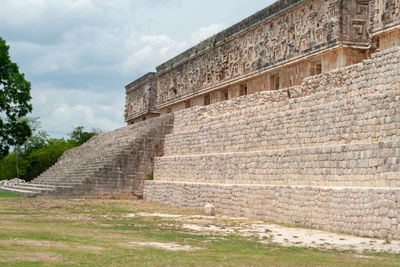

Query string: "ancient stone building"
[[125, 0, 400, 124], [130, 0, 400, 239], [2, 0, 400, 240]]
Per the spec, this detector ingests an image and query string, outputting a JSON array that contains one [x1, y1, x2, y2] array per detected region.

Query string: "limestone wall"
[[163, 89, 400, 156], [156, 140, 400, 187], [144, 46, 400, 239], [144, 182, 400, 239], [165, 47, 399, 148]]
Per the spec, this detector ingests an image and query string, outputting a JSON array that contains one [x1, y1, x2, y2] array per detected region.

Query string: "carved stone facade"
[[372, 0, 400, 31], [125, 0, 400, 124], [125, 73, 159, 124], [371, 0, 400, 49]]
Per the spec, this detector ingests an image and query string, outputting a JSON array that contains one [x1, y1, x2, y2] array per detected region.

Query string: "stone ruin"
[[1, 0, 400, 239]]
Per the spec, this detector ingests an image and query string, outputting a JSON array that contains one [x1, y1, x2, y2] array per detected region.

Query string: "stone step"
[[155, 140, 400, 187], [172, 80, 400, 136], [9, 184, 55, 192], [0, 186, 38, 197], [164, 89, 400, 156], [143, 180, 400, 239], [171, 58, 400, 134], [22, 183, 57, 189], [28, 114, 174, 196], [34, 182, 81, 187]]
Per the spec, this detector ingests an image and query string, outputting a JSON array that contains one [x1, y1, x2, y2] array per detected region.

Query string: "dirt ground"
[[0, 194, 399, 266], [126, 211, 400, 253]]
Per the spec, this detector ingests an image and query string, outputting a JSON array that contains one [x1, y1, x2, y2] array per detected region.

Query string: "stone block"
[[204, 204, 215, 216]]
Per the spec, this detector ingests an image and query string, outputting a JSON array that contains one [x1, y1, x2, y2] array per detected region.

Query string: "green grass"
[[0, 196, 399, 266], [0, 191, 22, 198]]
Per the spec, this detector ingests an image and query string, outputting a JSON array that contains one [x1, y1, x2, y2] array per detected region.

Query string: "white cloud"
[[122, 23, 226, 74], [31, 87, 124, 138], [53, 104, 94, 125], [189, 24, 226, 43], [123, 34, 184, 74], [1, 0, 273, 137]]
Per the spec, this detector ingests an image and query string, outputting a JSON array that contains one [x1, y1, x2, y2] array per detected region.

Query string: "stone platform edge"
[[144, 180, 400, 239]]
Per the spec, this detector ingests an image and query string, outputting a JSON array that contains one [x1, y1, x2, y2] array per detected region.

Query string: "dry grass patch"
[[0, 195, 399, 266]]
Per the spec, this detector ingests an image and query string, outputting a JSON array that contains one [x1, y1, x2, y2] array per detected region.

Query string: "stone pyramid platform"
[[1, 46, 399, 240], [144, 47, 400, 239]]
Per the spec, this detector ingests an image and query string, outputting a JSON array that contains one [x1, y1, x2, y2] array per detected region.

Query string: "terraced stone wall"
[[144, 46, 400, 239], [145, 183, 400, 239]]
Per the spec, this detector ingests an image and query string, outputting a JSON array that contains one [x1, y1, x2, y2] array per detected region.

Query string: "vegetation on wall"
[[170, 87, 177, 95], [287, 88, 292, 99]]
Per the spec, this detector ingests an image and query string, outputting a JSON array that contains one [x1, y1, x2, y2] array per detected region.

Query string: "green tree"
[[69, 126, 100, 146], [0, 123, 102, 181], [0, 37, 32, 159], [21, 117, 50, 154], [15, 117, 49, 178], [24, 138, 75, 181]]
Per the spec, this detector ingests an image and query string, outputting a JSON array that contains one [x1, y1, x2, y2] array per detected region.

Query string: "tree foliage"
[[0, 37, 32, 159], [69, 126, 100, 146], [23, 138, 76, 181], [0, 121, 101, 181], [21, 117, 50, 154]]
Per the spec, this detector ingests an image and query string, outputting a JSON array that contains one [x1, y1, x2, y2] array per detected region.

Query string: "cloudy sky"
[[1, 0, 274, 137]]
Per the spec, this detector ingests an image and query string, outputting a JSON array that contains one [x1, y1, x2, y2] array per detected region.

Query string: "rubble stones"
[[0, 178, 25, 187]]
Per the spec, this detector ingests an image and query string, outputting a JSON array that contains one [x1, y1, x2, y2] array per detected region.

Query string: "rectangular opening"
[[270, 74, 280, 90], [316, 63, 322, 75], [185, 100, 191, 109], [204, 94, 211, 106], [240, 84, 248, 96], [224, 89, 229, 101], [310, 59, 322, 76]]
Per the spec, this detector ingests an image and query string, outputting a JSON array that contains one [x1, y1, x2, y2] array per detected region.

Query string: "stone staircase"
[[0, 114, 173, 197], [0, 182, 66, 197], [144, 46, 400, 239]]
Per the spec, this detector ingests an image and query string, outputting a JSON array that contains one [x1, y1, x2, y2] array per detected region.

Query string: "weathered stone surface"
[[155, 0, 369, 108], [4, 0, 398, 241], [29, 114, 174, 197], [126, 1, 400, 123], [204, 204, 215, 216], [372, 0, 400, 33], [125, 72, 159, 124], [144, 46, 400, 240], [0, 178, 25, 186], [144, 182, 400, 239]]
